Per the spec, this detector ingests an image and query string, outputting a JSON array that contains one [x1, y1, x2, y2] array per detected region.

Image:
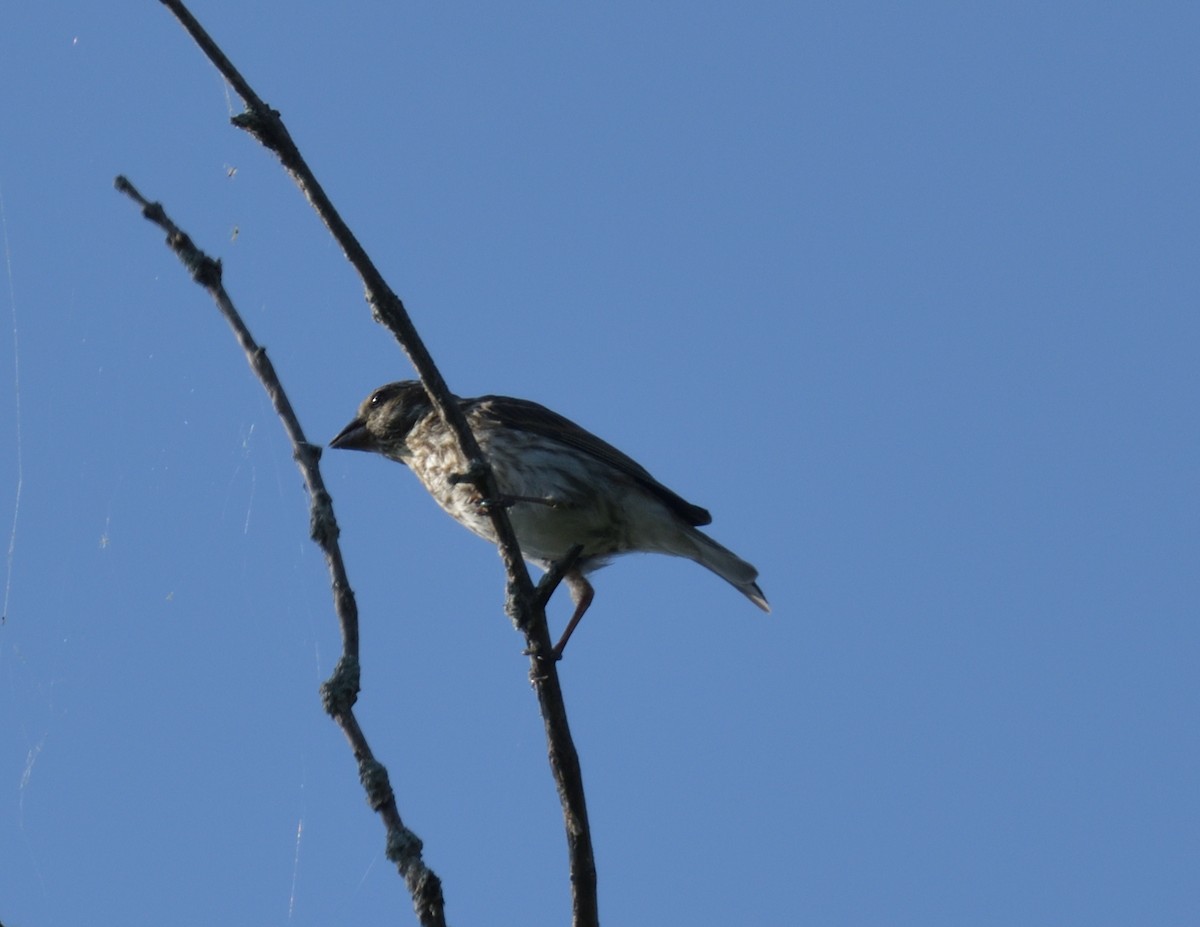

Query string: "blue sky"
[[2, 2, 1197, 925]]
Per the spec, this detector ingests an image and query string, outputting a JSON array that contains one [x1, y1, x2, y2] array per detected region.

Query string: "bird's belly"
[[494, 443, 635, 561], [505, 498, 626, 563], [428, 485, 629, 563], [410, 435, 672, 566], [417, 467, 633, 564]]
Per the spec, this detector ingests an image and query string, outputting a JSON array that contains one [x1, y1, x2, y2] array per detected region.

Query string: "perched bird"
[[330, 380, 769, 657]]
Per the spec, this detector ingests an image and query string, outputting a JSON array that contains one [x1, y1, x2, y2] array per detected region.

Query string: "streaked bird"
[[330, 380, 769, 657]]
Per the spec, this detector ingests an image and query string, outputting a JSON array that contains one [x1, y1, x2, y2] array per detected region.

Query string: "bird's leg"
[[533, 545, 585, 610], [552, 568, 595, 661]]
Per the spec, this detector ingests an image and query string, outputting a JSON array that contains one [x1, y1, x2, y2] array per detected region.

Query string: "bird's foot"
[[448, 459, 490, 486], [478, 493, 559, 513], [522, 643, 563, 665]]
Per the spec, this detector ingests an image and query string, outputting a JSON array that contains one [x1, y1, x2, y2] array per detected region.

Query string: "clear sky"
[[2, 2, 1197, 925]]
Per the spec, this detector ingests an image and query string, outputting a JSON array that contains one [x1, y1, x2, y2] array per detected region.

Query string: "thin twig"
[[114, 176, 447, 927], [153, 3, 598, 924]]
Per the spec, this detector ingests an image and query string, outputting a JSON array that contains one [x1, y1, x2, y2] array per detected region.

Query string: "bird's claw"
[[522, 643, 561, 661], [478, 493, 560, 514], [478, 494, 515, 513]]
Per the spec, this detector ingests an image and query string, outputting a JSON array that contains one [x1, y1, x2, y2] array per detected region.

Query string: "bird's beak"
[[329, 417, 372, 451]]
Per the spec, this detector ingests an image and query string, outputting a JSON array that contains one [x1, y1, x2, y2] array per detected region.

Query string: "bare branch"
[[150, 3, 598, 924], [114, 176, 447, 927]]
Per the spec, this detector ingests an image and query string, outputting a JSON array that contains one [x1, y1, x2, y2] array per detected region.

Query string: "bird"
[[329, 380, 769, 657]]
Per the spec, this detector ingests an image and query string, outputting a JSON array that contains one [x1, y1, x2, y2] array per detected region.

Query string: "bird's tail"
[[671, 527, 770, 613]]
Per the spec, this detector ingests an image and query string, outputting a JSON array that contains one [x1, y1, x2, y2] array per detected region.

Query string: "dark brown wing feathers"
[[470, 394, 713, 527]]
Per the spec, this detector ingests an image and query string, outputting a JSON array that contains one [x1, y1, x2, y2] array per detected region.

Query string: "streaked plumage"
[[330, 380, 768, 656]]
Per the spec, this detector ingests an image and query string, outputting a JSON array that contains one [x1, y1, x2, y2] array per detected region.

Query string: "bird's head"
[[329, 380, 434, 462]]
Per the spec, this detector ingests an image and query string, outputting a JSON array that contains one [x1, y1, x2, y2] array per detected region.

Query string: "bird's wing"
[[470, 395, 713, 527]]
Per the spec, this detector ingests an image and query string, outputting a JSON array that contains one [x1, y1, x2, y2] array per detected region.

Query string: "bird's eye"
[[369, 391, 383, 407]]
